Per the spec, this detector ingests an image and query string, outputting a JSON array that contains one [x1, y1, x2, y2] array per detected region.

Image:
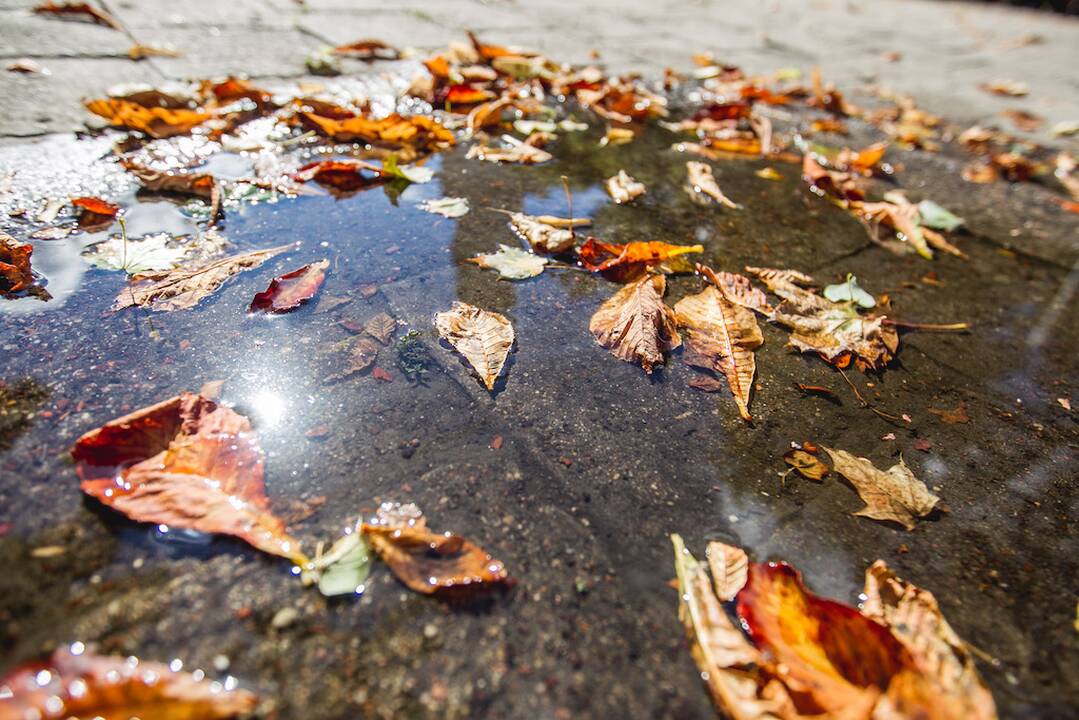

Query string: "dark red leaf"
[[248, 260, 329, 313]]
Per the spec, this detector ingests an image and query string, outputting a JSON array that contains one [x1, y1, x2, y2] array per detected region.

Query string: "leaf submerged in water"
[[249, 259, 329, 313]]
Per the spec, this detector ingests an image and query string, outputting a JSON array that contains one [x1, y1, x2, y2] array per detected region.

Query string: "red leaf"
[[444, 84, 496, 105], [72, 391, 307, 564], [249, 260, 329, 313], [71, 196, 119, 217], [0, 646, 256, 719]]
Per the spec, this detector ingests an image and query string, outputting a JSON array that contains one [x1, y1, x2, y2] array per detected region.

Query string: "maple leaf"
[[590, 273, 681, 374], [577, 238, 703, 273], [248, 259, 328, 313], [301, 112, 455, 150], [85, 99, 210, 138], [686, 161, 741, 208], [606, 170, 646, 204], [674, 279, 763, 421], [0, 646, 256, 720], [468, 244, 547, 279], [113, 244, 292, 312], [434, 301, 515, 390], [72, 391, 308, 564], [822, 446, 940, 530]]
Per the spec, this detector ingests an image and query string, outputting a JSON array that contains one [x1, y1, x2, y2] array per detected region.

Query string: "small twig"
[[884, 319, 971, 332], [837, 367, 903, 423], [795, 383, 838, 399]]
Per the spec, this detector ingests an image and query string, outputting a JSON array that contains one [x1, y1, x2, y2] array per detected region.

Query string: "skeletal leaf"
[[113, 244, 291, 312], [468, 244, 547, 279], [434, 301, 514, 390], [675, 284, 762, 421], [249, 259, 328, 313], [364, 312, 397, 344], [0, 646, 256, 720], [605, 170, 646, 204], [590, 274, 681, 374], [85, 99, 209, 138], [686, 161, 741, 209], [822, 446, 940, 530], [418, 196, 470, 218], [505, 212, 575, 253], [706, 541, 749, 601], [784, 449, 829, 482]]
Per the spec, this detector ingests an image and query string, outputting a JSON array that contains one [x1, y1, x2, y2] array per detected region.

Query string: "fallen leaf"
[[605, 170, 646, 204], [114, 244, 291, 312], [361, 312, 396, 344], [822, 446, 940, 530], [1058, 397, 1071, 411], [577, 237, 703, 273], [314, 531, 372, 596], [674, 282, 762, 421], [980, 80, 1028, 97], [754, 167, 783, 180], [444, 83, 496, 105], [418, 196, 470, 218], [71, 195, 118, 229], [1000, 108, 1043, 132], [928, 401, 970, 424], [590, 273, 681, 374], [372, 367, 393, 382], [862, 561, 997, 719], [706, 541, 749, 601], [434, 301, 514, 390], [466, 134, 553, 164], [128, 43, 183, 60], [121, 161, 221, 221], [600, 127, 635, 146], [72, 391, 308, 563], [912, 438, 933, 453], [381, 153, 434, 183], [686, 161, 741, 208], [823, 274, 876, 309], [784, 449, 829, 481], [468, 244, 547, 279], [85, 99, 210, 138], [332, 39, 400, 60], [917, 200, 965, 232], [302, 112, 455, 150], [83, 233, 189, 274], [292, 159, 389, 191], [0, 646, 256, 719], [34, 1, 122, 30], [6, 58, 46, 74], [249, 259, 328, 313], [362, 516, 508, 597], [505, 212, 575, 253], [1, 232, 37, 296], [698, 265, 773, 315]]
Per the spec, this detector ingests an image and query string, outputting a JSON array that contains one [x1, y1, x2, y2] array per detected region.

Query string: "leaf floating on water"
[[504, 212, 575, 253], [861, 561, 998, 719], [577, 238, 703, 273], [249, 259, 329, 313], [84, 234, 189, 274], [34, 1, 122, 30], [605, 170, 646, 204], [121, 160, 221, 222], [113, 244, 292, 312], [466, 134, 553, 164], [364, 312, 397, 344], [1, 232, 44, 298], [314, 531, 373, 597], [823, 274, 876, 309], [590, 273, 681, 374], [85, 99, 210, 138], [468, 244, 547, 280], [71, 196, 119, 229], [783, 448, 829, 482], [686, 161, 741, 209], [0, 646, 257, 720], [418, 196, 470, 218], [301, 112, 455, 150], [706, 541, 749, 601], [381, 153, 434, 183], [821, 446, 940, 530], [434, 301, 515, 390], [72, 391, 308, 563], [674, 278, 762, 421]]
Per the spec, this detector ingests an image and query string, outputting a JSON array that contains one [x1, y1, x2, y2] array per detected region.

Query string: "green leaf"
[[418, 196, 470, 218], [468, 244, 547, 280], [917, 200, 964, 232], [316, 531, 372, 597], [383, 154, 434, 184], [823, 274, 876, 309]]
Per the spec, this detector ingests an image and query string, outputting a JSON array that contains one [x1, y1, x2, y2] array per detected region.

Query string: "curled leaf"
[[783, 448, 829, 482], [85, 99, 210, 138], [1, 233, 37, 296], [822, 446, 940, 530], [466, 134, 552, 164], [686, 161, 741, 209], [121, 161, 221, 222], [315, 531, 373, 597], [0, 646, 257, 719], [34, 1, 122, 30], [577, 238, 703, 273], [590, 273, 681, 374], [917, 200, 965, 232], [706, 541, 749, 601], [434, 301, 514, 390], [248, 259, 328, 313], [605, 170, 646, 204], [468, 244, 547, 280], [332, 39, 400, 60], [505, 212, 574, 253], [72, 391, 308, 563]]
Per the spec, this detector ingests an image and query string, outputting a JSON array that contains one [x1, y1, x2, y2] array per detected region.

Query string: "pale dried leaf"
[[686, 161, 741, 209], [823, 447, 940, 530], [590, 274, 681, 374], [468, 244, 547, 279], [435, 301, 514, 390], [706, 541, 749, 601], [506, 213, 574, 253], [606, 170, 646, 204], [418, 196, 470, 218]]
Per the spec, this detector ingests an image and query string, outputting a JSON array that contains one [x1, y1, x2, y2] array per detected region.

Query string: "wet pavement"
[[1, 2, 1078, 719]]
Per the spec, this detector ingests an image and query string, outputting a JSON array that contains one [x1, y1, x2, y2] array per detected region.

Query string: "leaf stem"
[[883, 319, 971, 332]]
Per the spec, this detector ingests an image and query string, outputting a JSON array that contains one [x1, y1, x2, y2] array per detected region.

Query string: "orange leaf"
[[468, 30, 515, 61], [577, 238, 703, 273], [84, 98, 210, 138], [301, 112, 455, 149], [332, 39, 400, 60], [72, 391, 308, 564], [736, 562, 917, 714], [71, 196, 118, 217], [249, 259, 329, 313], [0, 233, 36, 295], [34, 1, 122, 30], [0, 646, 256, 719], [423, 54, 452, 79], [444, 83, 496, 105]]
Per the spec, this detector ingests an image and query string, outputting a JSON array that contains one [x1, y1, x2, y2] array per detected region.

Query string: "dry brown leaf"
[[505, 211, 575, 253], [466, 134, 552, 164], [675, 284, 762, 421], [784, 448, 829, 482], [822, 446, 940, 530], [128, 43, 183, 60], [73, 391, 308, 563], [706, 541, 749, 601], [928, 402, 970, 424], [862, 561, 998, 719], [698, 264, 775, 318], [324, 337, 379, 383], [121, 160, 221, 222], [364, 312, 397, 344], [0, 646, 256, 720], [686, 161, 741, 208], [605, 170, 646, 204], [114, 244, 292, 312], [85, 99, 209, 138], [434, 301, 514, 390], [590, 274, 681, 374]]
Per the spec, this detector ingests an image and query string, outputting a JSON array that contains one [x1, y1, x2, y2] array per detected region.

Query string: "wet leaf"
[[784, 448, 829, 481], [302, 112, 455, 150], [605, 170, 646, 204], [577, 238, 703, 273], [418, 196, 470, 218], [83, 233, 189, 274], [674, 282, 762, 421], [590, 274, 681, 374], [332, 39, 400, 60], [85, 99, 210, 138], [706, 541, 749, 601], [34, 1, 122, 30], [381, 153, 434, 183], [736, 561, 917, 715], [755, 167, 783, 180], [928, 401, 970, 424], [71, 196, 118, 229], [292, 159, 387, 191], [823, 274, 876, 309], [72, 391, 308, 563], [822, 446, 940, 530], [0, 646, 256, 719], [362, 517, 509, 597], [466, 134, 553, 164], [434, 301, 514, 390], [0, 232, 36, 296], [114, 244, 291, 312], [314, 531, 373, 596], [917, 200, 965, 232], [121, 161, 221, 221], [249, 259, 328, 313], [505, 212, 575, 253], [468, 244, 547, 280], [686, 161, 741, 208], [699, 265, 773, 315], [364, 312, 397, 344], [861, 561, 997, 719], [324, 337, 379, 383]]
